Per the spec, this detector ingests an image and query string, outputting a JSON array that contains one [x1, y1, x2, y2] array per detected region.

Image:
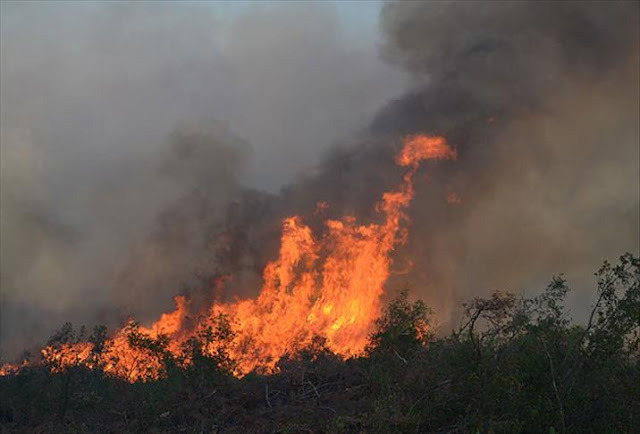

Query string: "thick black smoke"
[[373, 0, 640, 324]]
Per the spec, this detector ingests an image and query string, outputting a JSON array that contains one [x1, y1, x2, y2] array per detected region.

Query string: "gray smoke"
[[0, 1, 404, 360], [221, 0, 640, 331], [1, 0, 638, 360], [376, 0, 640, 327]]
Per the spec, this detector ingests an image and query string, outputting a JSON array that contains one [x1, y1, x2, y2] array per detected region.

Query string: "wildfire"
[[1, 134, 456, 381], [396, 135, 457, 168], [446, 192, 462, 205]]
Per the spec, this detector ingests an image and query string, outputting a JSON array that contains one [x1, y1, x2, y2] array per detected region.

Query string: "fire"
[[1, 135, 456, 381], [446, 192, 462, 204], [314, 200, 329, 214], [396, 134, 457, 167], [0, 361, 25, 376]]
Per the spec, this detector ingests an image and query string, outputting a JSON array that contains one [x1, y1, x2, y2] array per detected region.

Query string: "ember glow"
[[1, 135, 456, 381], [446, 193, 462, 205]]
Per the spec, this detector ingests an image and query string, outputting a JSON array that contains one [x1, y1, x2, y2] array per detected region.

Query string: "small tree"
[[180, 313, 237, 380], [366, 288, 432, 361]]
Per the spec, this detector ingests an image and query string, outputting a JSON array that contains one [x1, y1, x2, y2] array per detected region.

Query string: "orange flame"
[[1, 135, 456, 381], [396, 135, 457, 168], [446, 192, 462, 205], [314, 200, 329, 215]]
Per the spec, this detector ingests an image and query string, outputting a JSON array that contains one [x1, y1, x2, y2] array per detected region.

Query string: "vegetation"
[[1, 254, 638, 433]]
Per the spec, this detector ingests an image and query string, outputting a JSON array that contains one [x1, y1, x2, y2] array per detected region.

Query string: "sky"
[[0, 0, 400, 191]]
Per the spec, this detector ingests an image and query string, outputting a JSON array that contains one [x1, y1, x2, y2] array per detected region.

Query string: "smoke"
[[1, 0, 638, 360], [375, 0, 640, 326], [216, 0, 640, 330], [0, 1, 404, 359]]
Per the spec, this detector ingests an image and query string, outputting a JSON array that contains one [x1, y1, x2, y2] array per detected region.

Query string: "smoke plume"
[[376, 0, 640, 324]]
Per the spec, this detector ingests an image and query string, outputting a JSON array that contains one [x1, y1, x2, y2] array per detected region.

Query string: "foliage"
[[180, 313, 237, 380], [366, 287, 431, 359], [1, 254, 638, 433]]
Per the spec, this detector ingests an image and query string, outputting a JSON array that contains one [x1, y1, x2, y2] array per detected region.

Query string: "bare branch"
[[307, 380, 320, 397], [265, 384, 272, 409], [394, 350, 408, 364], [544, 341, 566, 433]]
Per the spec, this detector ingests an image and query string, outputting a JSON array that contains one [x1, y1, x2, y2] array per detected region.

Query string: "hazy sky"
[[1, 0, 401, 190]]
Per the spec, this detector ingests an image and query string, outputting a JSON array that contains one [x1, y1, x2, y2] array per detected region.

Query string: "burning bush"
[[1, 254, 638, 433]]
